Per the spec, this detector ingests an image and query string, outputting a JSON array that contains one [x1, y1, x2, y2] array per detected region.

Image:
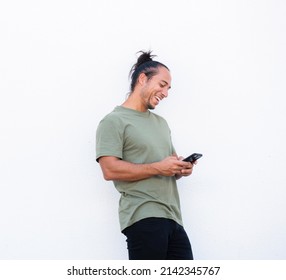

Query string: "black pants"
[[122, 217, 193, 260]]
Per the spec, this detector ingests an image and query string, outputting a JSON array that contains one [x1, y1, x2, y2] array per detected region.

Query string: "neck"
[[121, 91, 148, 112]]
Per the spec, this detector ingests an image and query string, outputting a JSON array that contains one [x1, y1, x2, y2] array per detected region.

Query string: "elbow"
[[102, 169, 115, 181], [103, 173, 113, 181], [98, 157, 120, 181]]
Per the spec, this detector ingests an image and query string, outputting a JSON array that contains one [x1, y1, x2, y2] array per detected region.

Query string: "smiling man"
[[96, 51, 195, 260]]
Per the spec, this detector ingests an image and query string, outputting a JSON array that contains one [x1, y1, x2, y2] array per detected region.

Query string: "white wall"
[[0, 0, 285, 260]]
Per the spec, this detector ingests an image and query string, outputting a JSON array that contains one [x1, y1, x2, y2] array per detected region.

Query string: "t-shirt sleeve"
[[171, 142, 176, 155], [96, 116, 123, 162], [167, 122, 176, 155]]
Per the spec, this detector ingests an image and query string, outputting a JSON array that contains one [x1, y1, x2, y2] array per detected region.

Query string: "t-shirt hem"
[[120, 214, 183, 232], [96, 153, 123, 162]]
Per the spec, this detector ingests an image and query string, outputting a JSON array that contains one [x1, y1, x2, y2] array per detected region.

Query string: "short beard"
[[140, 87, 155, 110], [147, 103, 155, 110]]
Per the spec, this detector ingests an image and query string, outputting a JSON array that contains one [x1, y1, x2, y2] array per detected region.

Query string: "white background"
[[0, 0, 285, 260]]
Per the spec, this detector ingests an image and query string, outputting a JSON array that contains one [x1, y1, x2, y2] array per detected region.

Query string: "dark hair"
[[129, 50, 169, 92]]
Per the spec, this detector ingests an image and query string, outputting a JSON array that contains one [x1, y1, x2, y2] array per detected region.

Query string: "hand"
[[157, 155, 191, 177], [180, 164, 194, 176], [175, 156, 197, 179]]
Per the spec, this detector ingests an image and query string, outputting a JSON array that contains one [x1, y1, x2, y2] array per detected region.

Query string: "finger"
[[184, 162, 193, 169], [181, 168, 193, 176], [177, 160, 191, 168]]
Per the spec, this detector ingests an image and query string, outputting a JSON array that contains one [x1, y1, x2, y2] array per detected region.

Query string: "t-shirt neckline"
[[115, 106, 151, 118]]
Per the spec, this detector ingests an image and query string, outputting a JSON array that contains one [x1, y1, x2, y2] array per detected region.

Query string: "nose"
[[162, 89, 169, 98]]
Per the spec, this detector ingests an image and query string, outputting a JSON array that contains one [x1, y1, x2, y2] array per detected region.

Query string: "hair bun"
[[136, 50, 156, 69]]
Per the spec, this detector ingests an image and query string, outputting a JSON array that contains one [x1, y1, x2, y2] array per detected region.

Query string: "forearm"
[[99, 157, 161, 182], [99, 156, 191, 182]]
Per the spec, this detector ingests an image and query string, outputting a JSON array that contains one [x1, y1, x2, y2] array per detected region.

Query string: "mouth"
[[149, 95, 163, 109], [155, 96, 161, 103]]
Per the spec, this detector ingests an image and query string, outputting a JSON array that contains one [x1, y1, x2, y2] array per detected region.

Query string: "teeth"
[[155, 96, 160, 102]]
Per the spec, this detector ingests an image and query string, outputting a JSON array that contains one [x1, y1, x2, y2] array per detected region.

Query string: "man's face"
[[140, 67, 172, 110]]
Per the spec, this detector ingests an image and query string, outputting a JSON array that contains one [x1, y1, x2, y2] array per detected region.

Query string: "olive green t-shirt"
[[96, 106, 183, 231]]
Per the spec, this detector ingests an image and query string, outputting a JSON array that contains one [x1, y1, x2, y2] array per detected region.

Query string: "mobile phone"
[[183, 153, 203, 163]]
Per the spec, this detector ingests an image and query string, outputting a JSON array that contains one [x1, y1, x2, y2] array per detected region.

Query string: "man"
[[96, 51, 195, 260]]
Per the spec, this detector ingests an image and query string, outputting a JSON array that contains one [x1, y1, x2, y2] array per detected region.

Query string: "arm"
[[98, 155, 192, 182]]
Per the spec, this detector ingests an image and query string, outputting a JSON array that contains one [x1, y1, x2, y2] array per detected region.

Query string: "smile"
[[155, 96, 161, 102]]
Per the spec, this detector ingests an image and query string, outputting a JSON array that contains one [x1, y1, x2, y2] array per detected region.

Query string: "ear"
[[138, 72, 147, 86]]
